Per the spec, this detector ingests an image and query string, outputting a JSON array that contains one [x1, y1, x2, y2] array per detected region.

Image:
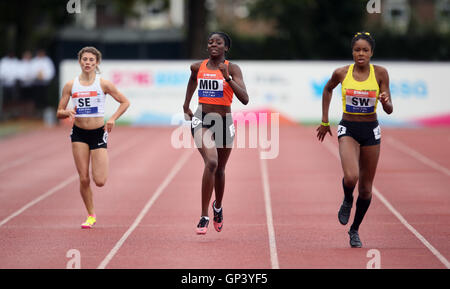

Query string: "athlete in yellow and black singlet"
[[317, 32, 393, 248]]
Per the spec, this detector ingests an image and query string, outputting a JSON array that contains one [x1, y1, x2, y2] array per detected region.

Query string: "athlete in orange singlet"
[[183, 32, 249, 234]]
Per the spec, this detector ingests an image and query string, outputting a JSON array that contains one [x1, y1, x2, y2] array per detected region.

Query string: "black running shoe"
[[196, 216, 209, 235], [212, 201, 223, 232], [348, 229, 362, 248], [338, 200, 353, 225]]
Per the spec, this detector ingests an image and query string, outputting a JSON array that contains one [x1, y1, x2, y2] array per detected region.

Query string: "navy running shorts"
[[337, 120, 381, 146]]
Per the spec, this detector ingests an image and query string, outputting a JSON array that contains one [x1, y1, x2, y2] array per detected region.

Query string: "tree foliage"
[[248, 0, 368, 59]]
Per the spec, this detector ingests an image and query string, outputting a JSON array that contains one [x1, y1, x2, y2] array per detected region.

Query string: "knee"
[[215, 167, 225, 178], [79, 176, 90, 187], [205, 158, 218, 173], [343, 174, 358, 188], [94, 177, 107, 187], [358, 184, 372, 199]]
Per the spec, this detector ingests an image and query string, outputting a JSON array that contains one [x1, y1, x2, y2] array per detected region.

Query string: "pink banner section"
[[415, 113, 450, 127], [232, 108, 296, 125]]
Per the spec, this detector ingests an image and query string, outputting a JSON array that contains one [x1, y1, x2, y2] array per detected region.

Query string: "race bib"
[[198, 78, 224, 98], [73, 91, 101, 115], [337, 125, 347, 137], [191, 116, 202, 129], [229, 123, 235, 138], [373, 125, 381, 140], [345, 89, 377, 114]]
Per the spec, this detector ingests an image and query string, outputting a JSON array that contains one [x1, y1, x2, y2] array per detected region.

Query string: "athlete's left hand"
[[316, 124, 332, 142], [218, 63, 230, 80], [105, 119, 115, 133], [379, 92, 390, 105]]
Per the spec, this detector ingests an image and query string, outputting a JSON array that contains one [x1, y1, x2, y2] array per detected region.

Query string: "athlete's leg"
[[350, 144, 380, 231], [72, 142, 95, 215], [91, 148, 109, 187], [214, 147, 232, 209], [337, 136, 360, 225], [195, 127, 218, 217], [338, 136, 360, 192]]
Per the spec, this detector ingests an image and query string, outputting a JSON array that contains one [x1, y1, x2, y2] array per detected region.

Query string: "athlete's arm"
[[375, 65, 393, 115], [183, 62, 201, 120], [56, 80, 76, 119], [317, 67, 345, 142], [223, 62, 249, 105], [101, 79, 130, 133]]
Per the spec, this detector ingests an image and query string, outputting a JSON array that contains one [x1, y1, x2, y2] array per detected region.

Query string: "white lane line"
[[323, 139, 450, 269], [373, 187, 450, 269], [259, 152, 280, 269], [0, 144, 61, 173], [97, 149, 193, 269], [0, 175, 78, 228], [0, 138, 142, 229], [385, 137, 450, 177]]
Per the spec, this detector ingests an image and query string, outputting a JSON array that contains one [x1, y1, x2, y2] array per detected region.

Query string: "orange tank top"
[[197, 59, 234, 106]]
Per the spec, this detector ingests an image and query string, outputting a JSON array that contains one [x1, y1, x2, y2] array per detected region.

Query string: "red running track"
[[0, 124, 449, 269]]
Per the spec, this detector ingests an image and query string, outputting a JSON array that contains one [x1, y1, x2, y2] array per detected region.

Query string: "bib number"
[[337, 125, 347, 137], [73, 91, 100, 115], [345, 89, 377, 114], [198, 78, 224, 98], [373, 125, 381, 140]]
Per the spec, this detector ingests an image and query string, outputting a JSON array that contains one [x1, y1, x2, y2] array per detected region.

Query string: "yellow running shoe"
[[81, 215, 96, 229]]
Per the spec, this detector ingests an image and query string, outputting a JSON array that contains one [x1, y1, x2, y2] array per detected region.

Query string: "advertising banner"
[[60, 60, 450, 126]]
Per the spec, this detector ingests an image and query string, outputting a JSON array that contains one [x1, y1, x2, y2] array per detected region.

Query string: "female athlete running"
[[317, 32, 393, 247], [183, 32, 249, 234], [57, 46, 130, 228]]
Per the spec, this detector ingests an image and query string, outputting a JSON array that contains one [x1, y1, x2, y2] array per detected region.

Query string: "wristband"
[[321, 122, 330, 127]]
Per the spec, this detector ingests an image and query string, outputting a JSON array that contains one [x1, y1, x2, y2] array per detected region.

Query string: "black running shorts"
[[337, 120, 381, 146], [190, 110, 235, 148], [70, 125, 108, 150]]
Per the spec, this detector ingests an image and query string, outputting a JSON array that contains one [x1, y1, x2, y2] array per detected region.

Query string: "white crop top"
[[71, 75, 106, 118]]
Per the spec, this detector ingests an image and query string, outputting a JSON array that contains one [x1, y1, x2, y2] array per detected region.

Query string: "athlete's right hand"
[[316, 124, 332, 142], [183, 106, 193, 121], [66, 107, 76, 119]]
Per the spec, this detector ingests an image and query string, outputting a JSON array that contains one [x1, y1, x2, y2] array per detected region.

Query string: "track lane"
[[0, 127, 181, 268], [1, 125, 449, 269], [267, 125, 448, 268], [104, 139, 272, 269]]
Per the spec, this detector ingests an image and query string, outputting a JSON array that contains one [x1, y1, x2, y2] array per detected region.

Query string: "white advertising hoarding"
[[60, 60, 450, 126]]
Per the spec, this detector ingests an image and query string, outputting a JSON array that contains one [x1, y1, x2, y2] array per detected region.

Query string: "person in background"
[[17, 50, 35, 117], [31, 49, 55, 111], [0, 51, 20, 117]]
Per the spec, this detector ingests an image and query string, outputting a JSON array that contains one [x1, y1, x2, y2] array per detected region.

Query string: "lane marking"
[[385, 137, 450, 177], [97, 149, 193, 269], [0, 175, 78, 228], [259, 152, 280, 269], [0, 144, 61, 173], [0, 137, 142, 229], [323, 139, 450, 269]]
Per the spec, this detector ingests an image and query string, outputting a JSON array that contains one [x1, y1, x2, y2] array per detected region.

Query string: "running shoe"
[[196, 216, 209, 235], [212, 201, 223, 232], [338, 199, 353, 225], [81, 215, 96, 229], [348, 229, 362, 248]]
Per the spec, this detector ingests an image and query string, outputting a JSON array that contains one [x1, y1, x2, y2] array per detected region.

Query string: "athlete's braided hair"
[[208, 31, 232, 51], [351, 32, 375, 51]]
